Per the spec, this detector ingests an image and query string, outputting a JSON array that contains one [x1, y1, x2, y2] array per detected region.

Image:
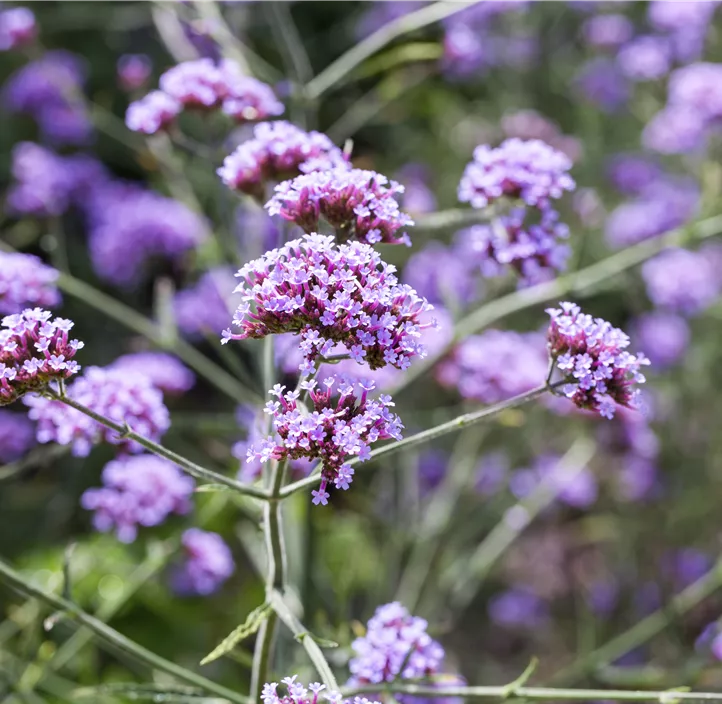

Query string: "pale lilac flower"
[[218, 121, 347, 199], [347, 602, 445, 686], [501, 110, 582, 163], [0, 7, 36, 51], [642, 105, 707, 154], [606, 154, 662, 196], [224, 234, 434, 374], [0, 309, 83, 406], [648, 1, 718, 34], [172, 528, 234, 596], [547, 302, 649, 419], [159, 58, 227, 108], [248, 377, 403, 504], [174, 268, 236, 338], [0, 410, 35, 463], [218, 68, 285, 122], [668, 62, 722, 121], [25, 366, 169, 456], [261, 676, 381, 704], [0, 252, 60, 314], [125, 91, 181, 135], [458, 139, 575, 211], [110, 352, 195, 395], [631, 313, 689, 369], [575, 57, 630, 113], [488, 587, 548, 628], [117, 54, 152, 91], [442, 22, 494, 78], [582, 14, 633, 50], [266, 169, 413, 246], [617, 36, 670, 81], [81, 455, 194, 543]]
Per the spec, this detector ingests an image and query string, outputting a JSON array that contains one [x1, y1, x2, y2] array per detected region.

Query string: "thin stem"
[[280, 384, 553, 499], [305, 1, 479, 100], [50, 391, 270, 501], [341, 683, 722, 702], [0, 557, 250, 704]]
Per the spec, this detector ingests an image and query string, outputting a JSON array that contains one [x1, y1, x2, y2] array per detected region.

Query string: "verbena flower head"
[[546, 302, 649, 419], [174, 268, 235, 338], [81, 454, 194, 543], [218, 121, 347, 199], [458, 138, 575, 211], [25, 366, 169, 456], [436, 330, 547, 404], [0, 409, 36, 463], [606, 154, 662, 196], [642, 105, 707, 154], [348, 602, 445, 686], [667, 62, 722, 122], [172, 528, 234, 596], [125, 90, 181, 134], [266, 169, 414, 246], [488, 587, 548, 628], [262, 676, 381, 704], [224, 234, 434, 375], [616, 36, 671, 82], [117, 53, 152, 91], [631, 312, 689, 369], [582, 14, 633, 50], [0, 7, 36, 51], [0, 252, 60, 314], [0, 309, 82, 406], [574, 57, 629, 113], [648, 1, 719, 33], [249, 376, 403, 506], [454, 207, 571, 285], [110, 352, 195, 395], [641, 248, 722, 316]]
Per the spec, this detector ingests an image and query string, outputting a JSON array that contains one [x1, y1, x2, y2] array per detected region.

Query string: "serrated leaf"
[[200, 603, 271, 665]]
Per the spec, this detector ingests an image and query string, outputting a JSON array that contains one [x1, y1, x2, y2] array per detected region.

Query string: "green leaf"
[[200, 603, 271, 665], [72, 683, 226, 702], [293, 631, 339, 649], [195, 484, 236, 493]]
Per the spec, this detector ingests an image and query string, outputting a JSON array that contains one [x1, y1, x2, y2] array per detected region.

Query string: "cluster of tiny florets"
[[266, 168, 414, 246], [110, 352, 195, 395], [348, 602, 445, 686], [547, 302, 649, 419], [81, 454, 194, 543], [249, 377, 403, 506], [0, 252, 61, 314], [223, 234, 434, 376], [0, 309, 82, 406], [126, 58, 283, 134], [218, 121, 348, 199], [171, 528, 235, 596], [25, 366, 170, 456], [262, 676, 381, 704], [0, 409, 36, 462]]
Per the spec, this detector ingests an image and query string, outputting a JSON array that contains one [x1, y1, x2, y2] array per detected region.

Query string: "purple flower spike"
[[0, 409, 36, 463], [0, 252, 60, 315], [546, 302, 649, 419], [81, 454, 194, 543], [248, 376, 403, 504], [218, 121, 347, 199], [0, 7, 36, 51], [25, 366, 169, 456], [458, 138, 575, 211], [223, 233, 434, 374], [172, 528, 234, 596], [110, 352, 195, 395], [125, 90, 181, 135], [262, 676, 382, 704], [347, 602, 445, 687], [266, 168, 414, 246], [0, 309, 83, 406]]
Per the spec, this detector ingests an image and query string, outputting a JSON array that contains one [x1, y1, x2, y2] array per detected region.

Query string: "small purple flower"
[[441, 22, 494, 79], [81, 454, 194, 543], [0, 252, 60, 315], [110, 352, 195, 395], [172, 528, 234, 596], [266, 168, 413, 246], [575, 57, 630, 113], [458, 138, 575, 211], [617, 36, 671, 82], [668, 62, 722, 121], [158, 58, 227, 108], [631, 312, 689, 369], [547, 302, 649, 419], [347, 602, 445, 686], [219, 71, 285, 123], [174, 268, 236, 339], [262, 676, 381, 704], [606, 154, 662, 196], [0, 7, 36, 51], [488, 587, 548, 628], [248, 376, 403, 504], [581, 14, 633, 50], [642, 105, 707, 154], [25, 366, 169, 456], [0, 309, 83, 406], [224, 234, 434, 374], [218, 121, 347, 199], [0, 409, 36, 463], [117, 54, 153, 91], [125, 90, 181, 135]]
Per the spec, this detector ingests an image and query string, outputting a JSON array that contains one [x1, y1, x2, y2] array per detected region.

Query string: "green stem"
[[305, 1, 479, 100], [280, 383, 553, 499], [50, 391, 269, 501], [413, 208, 497, 233], [0, 557, 250, 704]]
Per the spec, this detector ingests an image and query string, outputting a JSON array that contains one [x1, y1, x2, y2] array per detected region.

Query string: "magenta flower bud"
[[117, 53, 152, 91], [0, 7, 36, 51], [171, 528, 234, 596]]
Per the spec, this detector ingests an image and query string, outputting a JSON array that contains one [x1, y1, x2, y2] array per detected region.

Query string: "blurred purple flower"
[[582, 14, 633, 50], [575, 58, 630, 112], [616, 36, 671, 82], [172, 528, 235, 596], [174, 268, 236, 339], [488, 587, 548, 628], [606, 154, 662, 196], [642, 105, 707, 154], [397, 164, 437, 215], [631, 313, 689, 369], [0, 252, 60, 315], [0, 410, 36, 463], [0, 7, 36, 51], [110, 352, 195, 395], [475, 451, 510, 495], [125, 90, 181, 135], [117, 54, 153, 91]]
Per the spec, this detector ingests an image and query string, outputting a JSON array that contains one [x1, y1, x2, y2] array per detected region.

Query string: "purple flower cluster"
[[0, 7, 36, 51], [488, 587, 548, 628], [641, 247, 722, 316], [616, 36, 670, 82], [263, 676, 379, 704], [501, 110, 582, 163], [574, 58, 629, 113], [1, 309, 82, 406], [223, 234, 434, 375], [266, 169, 413, 247], [347, 602, 445, 686], [174, 268, 236, 338], [81, 455, 194, 543], [547, 302, 649, 419], [647, 1, 718, 63], [218, 121, 347, 199], [172, 528, 234, 596], [606, 154, 661, 196], [126, 58, 283, 134], [0, 252, 60, 315], [631, 312, 689, 369], [2, 50, 91, 145], [110, 352, 195, 395], [437, 330, 547, 404], [582, 14, 633, 50], [0, 409, 36, 463], [249, 377, 403, 505], [117, 54, 152, 92], [25, 366, 169, 456]]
